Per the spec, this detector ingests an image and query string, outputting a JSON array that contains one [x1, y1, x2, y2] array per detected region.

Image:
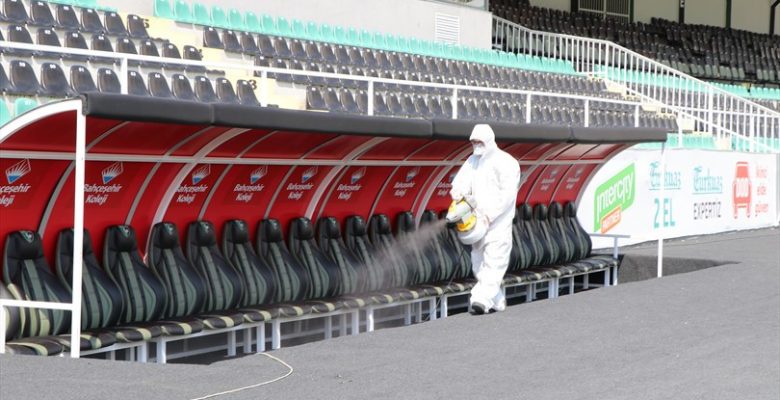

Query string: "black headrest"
[[564, 202, 577, 218], [549, 202, 563, 219], [289, 217, 314, 240], [223, 219, 249, 244], [533, 203, 549, 220], [190, 220, 217, 246], [519, 203, 533, 221], [420, 210, 438, 225], [260, 218, 283, 242], [317, 217, 341, 239], [107, 225, 138, 252], [345, 215, 367, 236], [152, 222, 180, 249], [6, 230, 44, 260], [58, 228, 95, 257], [396, 211, 415, 233], [370, 214, 392, 235]]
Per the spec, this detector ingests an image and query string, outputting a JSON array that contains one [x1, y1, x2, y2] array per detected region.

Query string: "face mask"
[[472, 142, 486, 156]]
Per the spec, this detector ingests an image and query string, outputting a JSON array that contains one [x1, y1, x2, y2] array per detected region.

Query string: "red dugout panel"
[[267, 165, 334, 231]]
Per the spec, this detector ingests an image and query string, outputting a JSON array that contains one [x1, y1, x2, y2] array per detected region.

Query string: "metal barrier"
[[492, 16, 780, 153]]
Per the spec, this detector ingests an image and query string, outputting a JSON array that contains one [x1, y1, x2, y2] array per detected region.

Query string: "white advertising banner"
[[577, 149, 779, 248]]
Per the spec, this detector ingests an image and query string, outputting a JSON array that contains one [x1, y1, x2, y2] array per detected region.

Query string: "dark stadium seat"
[[0, 64, 11, 93], [222, 30, 242, 53], [193, 75, 217, 102], [344, 215, 387, 292], [2, 0, 28, 24], [215, 77, 239, 103], [29, 1, 54, 27], [126, 14, 149, 39], [1, 282, 65, 356], [306, 86, 327, 111], [80, 8, 104, 34], [40, 62, 77, 97], [90, 33, 114, 53], [367, 214, 410, 289], [104, 12, 128, 36], [171, 73, 195, 100], [7, 24, 36, 56], [147, 71, 172, 98], [240, 32, 259, 55], [203, 26, 223, 49], [127, 70, 149, 96], [8, 59, 40, 95], [55, 4, 80, 31], [236, 79, 260, 106], [97, 68, 121, 93], [70, 65, 97, 93]]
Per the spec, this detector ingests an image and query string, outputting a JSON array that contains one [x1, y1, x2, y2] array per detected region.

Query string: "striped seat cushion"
[[199, 312, 244, 330], [112, 324, 163, 342], [5, 338, 64, 356], [54, 330, 117, 351], [158, 317, 205, 336], [239, 308, 277, 322]]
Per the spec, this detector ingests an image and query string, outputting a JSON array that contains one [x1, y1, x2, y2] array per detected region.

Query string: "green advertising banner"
[[593, 163, 636, 232]]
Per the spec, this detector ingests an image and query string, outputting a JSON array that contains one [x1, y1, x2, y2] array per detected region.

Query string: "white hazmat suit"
[[450, 124, 521, 313]]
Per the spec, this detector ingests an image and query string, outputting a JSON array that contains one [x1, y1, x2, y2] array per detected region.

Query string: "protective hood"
[[469, 124, 498, 156]]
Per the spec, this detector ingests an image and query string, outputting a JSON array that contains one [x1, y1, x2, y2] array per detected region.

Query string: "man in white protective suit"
[[450, 124, 521, 315]]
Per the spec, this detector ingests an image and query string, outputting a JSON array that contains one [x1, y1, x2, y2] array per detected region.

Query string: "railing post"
[[260, 71, 268, 107], [634, 105, 640, 128], [452, 88, 458, 119], [367, 81, 374, 116], [584, 99, 590, 127], [120, 58, 128, 95], [70, 104, 87, 359], [525, 94, 532, 123]]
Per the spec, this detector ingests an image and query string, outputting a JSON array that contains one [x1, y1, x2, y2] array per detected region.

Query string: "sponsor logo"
[[177, 165, 211, 204], [649, 161, 682, 191], [593, 163, 635, 233], [0, 160, 32, 207], [732, 161, 751, 218], [191, 165, 211, 185], [394, 167, 420, 197], [302, 166, 318, 183], [250, 166, 267, 184], [5, 159, 31, 184], [351, 167, 366, 184], [564, 167, 585, 190], [435, 172, 457, 197], [693, 201, 722, 220], [692, 166, 723, 195], [754, 164, 770, 217], [21, 231, 34, 242], [405, 167, 419, 182], [539, 167, 561, 192], [288, 166, 318, 200], [101, 162, 124, 184], [336, 167, 366, 201]]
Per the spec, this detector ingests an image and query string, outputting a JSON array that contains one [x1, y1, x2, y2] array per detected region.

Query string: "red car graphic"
[[732, 161, 751, 218]]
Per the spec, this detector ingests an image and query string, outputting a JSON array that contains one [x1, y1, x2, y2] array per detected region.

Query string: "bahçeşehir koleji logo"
[[593, 163, 635, 233], [405, 167, 420, 182], [351, 167, 366, 184], [191, 164, 211, 185], [101, 162, 124, 184], [250, 165, 268, 184], [5, 159, 31, 184], [301, 166, 318, 183]]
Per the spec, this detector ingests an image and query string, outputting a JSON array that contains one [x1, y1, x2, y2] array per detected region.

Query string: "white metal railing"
[[492, 16, 780, 152], [0, 40, 651, 128]]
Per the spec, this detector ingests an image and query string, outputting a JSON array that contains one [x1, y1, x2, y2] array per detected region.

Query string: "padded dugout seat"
[[55, 229, 157, 352], [1, 282, 65, 356], [222, 220, 277, 319], [3, 230, 118, 353], [104, 225, 200, 342]]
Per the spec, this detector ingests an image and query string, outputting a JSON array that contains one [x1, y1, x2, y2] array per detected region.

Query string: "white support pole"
[[452, 88, 458, 119], [256, 323, 265, 352], [584, 99, 590, 128], [70, 106, 87, 359], [119, 58, 128, 95], [259, 71, 268, 107], [367, 81, 374, 116], [657, 143, 666, 278]]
